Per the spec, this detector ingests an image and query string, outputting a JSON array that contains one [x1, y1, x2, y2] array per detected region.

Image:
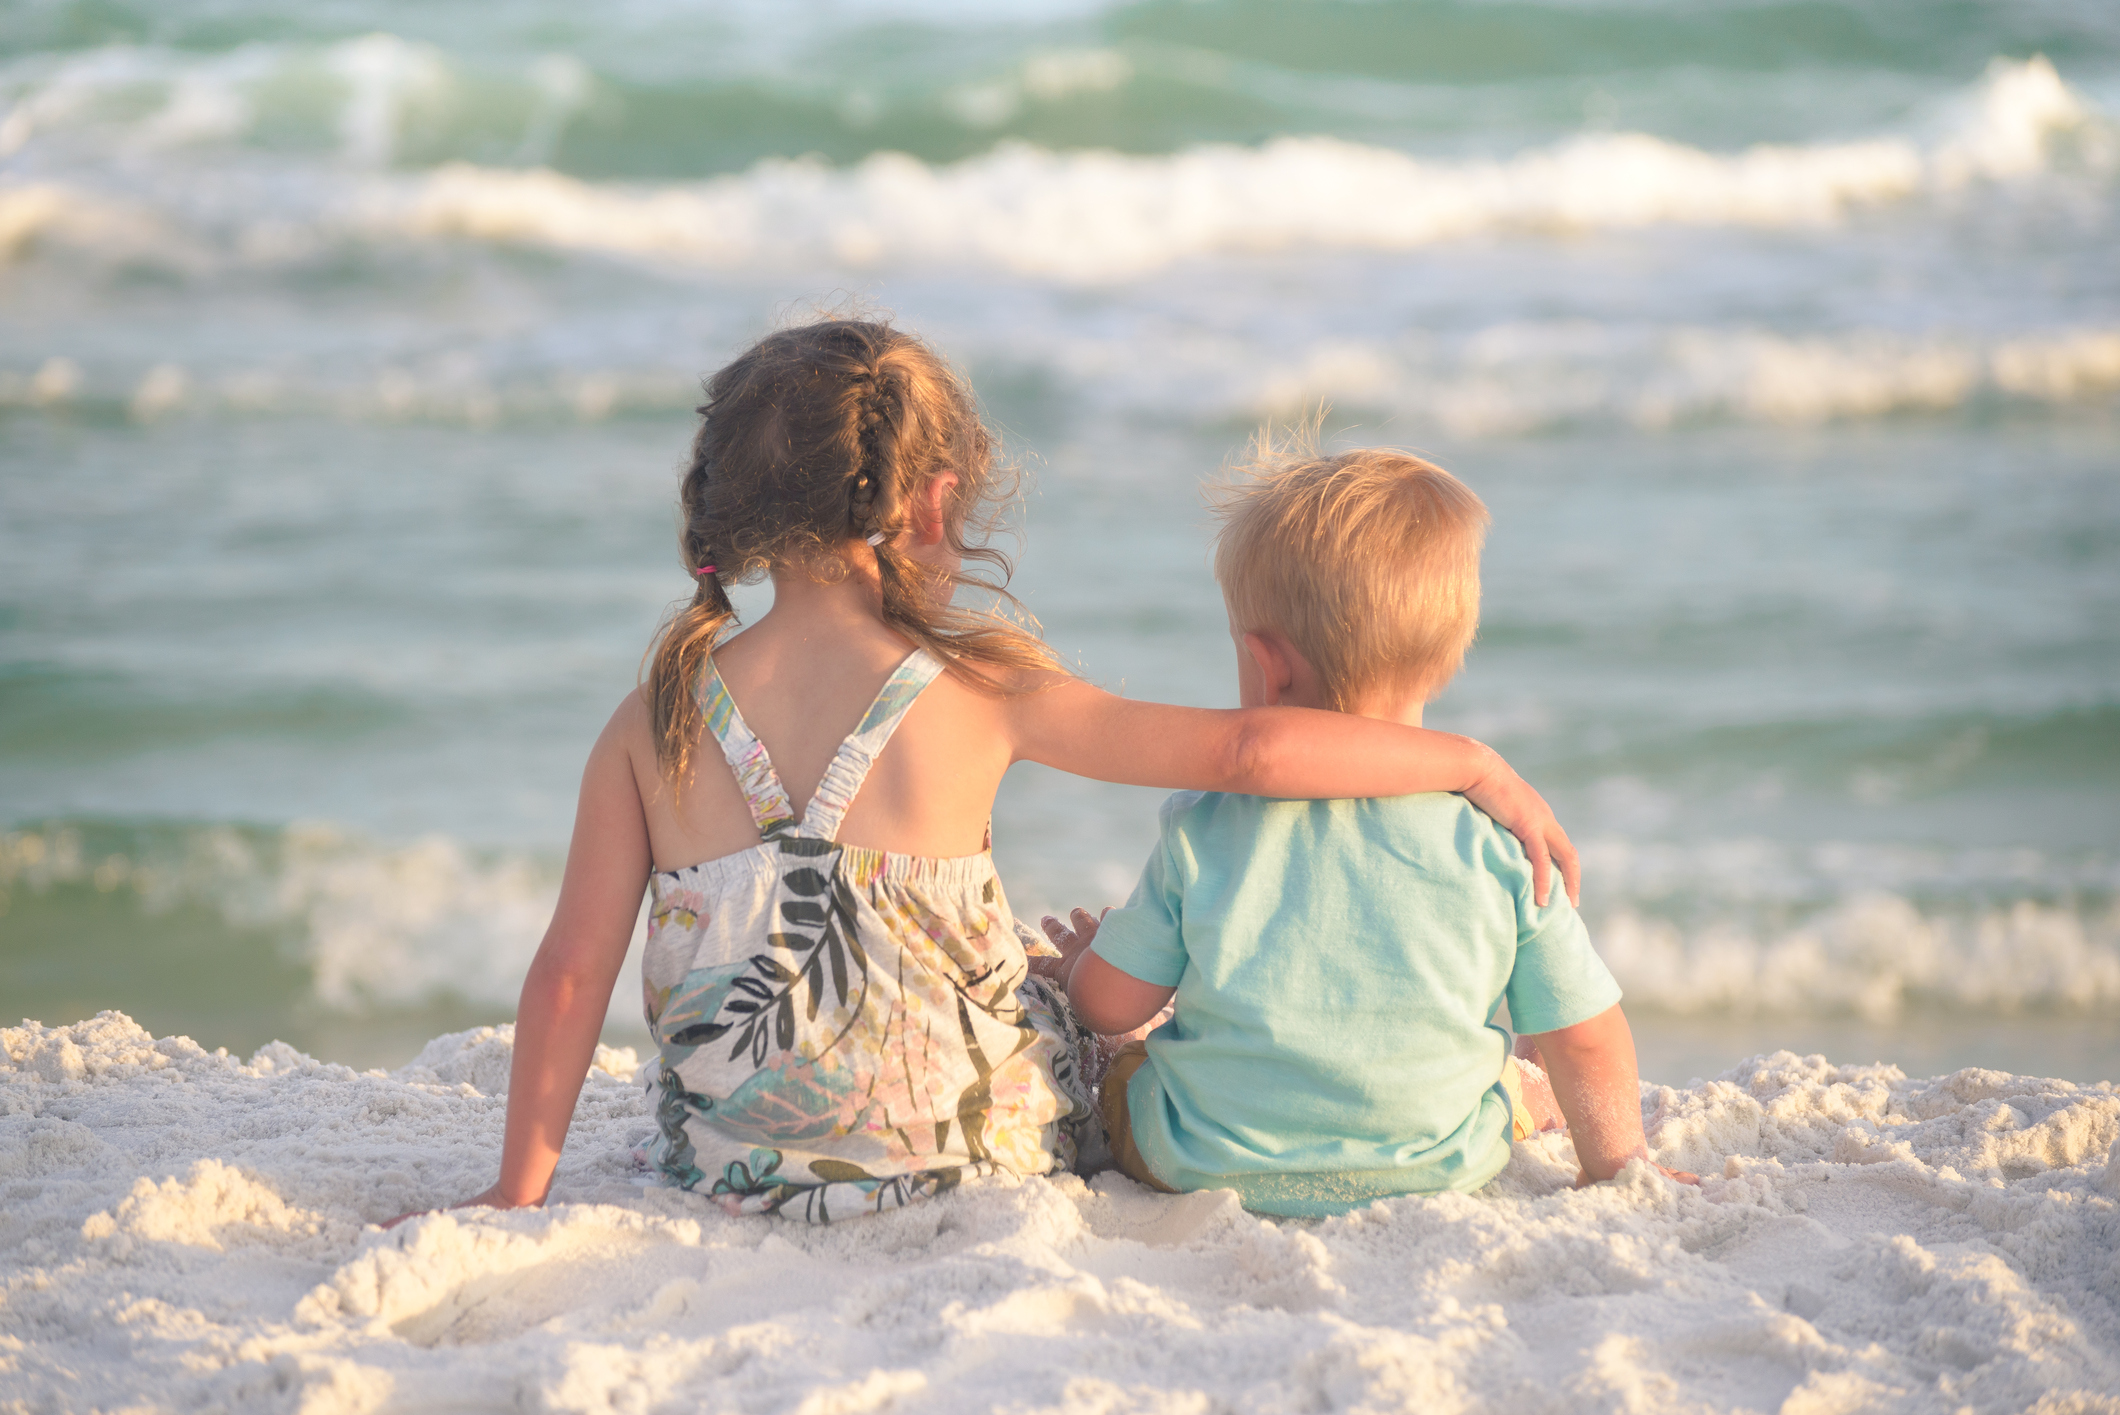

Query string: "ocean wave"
[[386, 58, 2100, 280], [7, 322, 2113, 433], [1091, 323, 2120, 433], [0, 820, 602, 1019], [0, 34, 591, 170], [0, 355, 702, 426], [0, 57, 2103, 284], [1597, 894, 2120, 1022], [5, 818, 2115, 1025], [1578, 831, 2120, 1021]]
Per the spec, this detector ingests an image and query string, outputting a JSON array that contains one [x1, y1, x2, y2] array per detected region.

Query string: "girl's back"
[[631, 608, 1016, 870]]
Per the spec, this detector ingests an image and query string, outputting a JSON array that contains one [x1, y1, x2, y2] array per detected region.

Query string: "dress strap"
[[800, 649, 946, 841], [697, 656, 800, 841]]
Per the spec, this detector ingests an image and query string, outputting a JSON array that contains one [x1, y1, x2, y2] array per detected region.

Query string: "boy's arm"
[[1005, 678, 1579, 906], [1524, 1004, 1697, 1187], [1050, 909, 1176, 1034]]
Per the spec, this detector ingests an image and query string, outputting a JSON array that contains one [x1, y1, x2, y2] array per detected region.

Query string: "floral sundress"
[[640, 648, 1095, 1222]]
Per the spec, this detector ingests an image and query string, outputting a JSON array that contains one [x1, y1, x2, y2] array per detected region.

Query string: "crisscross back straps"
[[799, 649, 945, 841], [697, 649, 946, 843], [698, 657, 799, 841]]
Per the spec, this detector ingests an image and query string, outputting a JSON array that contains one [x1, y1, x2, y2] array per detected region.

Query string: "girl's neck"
[[758, 560, 893, 644]]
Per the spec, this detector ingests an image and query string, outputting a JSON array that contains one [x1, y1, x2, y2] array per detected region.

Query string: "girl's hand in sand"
[[1461, 754, 1579, 908]]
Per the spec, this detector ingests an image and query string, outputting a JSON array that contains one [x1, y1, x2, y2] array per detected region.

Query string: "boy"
[[1045, 448, 1696, 1213]]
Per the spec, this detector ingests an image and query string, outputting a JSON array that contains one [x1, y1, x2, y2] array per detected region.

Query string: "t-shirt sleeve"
[[1085, 792, 1197, 989], [1491, 821, 1623, 1036]]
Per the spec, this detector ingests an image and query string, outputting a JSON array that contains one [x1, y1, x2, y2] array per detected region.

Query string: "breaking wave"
[[0, 819, 611, 1020], [1598, 895, 2120, 1021], [0, 57, 2104, 285], [381, 57, 2099, 280], [5, 818, 2114, 1027]]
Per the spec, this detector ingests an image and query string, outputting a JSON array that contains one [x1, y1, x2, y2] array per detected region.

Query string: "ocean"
[[2, 0, 2115, 1082]]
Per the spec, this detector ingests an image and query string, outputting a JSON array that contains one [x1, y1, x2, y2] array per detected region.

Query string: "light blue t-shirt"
[[1091, 790, 1621, 1216]]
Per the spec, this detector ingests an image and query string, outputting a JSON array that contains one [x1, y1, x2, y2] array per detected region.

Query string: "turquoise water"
[[2, 1, 2117, 1079]]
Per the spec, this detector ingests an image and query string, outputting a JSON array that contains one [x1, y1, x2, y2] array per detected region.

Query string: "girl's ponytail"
[[645, 463, 740, 785]]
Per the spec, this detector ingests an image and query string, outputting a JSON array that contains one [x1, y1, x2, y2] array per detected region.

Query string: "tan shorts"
[[1100, 1040, 1176, 1192], [1499, 1055, 1538, 1141]]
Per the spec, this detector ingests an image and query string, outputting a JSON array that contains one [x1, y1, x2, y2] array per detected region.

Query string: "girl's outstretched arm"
[[387, 704, 650, 1223], [1007, 679, 1580, 906]]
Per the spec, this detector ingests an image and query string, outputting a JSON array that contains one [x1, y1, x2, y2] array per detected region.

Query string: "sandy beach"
[[6, 1012, 2116, 1413]]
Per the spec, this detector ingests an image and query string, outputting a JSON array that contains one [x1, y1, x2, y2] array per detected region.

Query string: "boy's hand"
[[1575, 1157, 1700, 1189], [1462, 755, 1580, 908], [1032, 908, 1108, 987], [380, 1182, 541, 1230]]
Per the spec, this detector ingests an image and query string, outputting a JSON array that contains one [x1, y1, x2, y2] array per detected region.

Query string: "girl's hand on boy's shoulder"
[[1462, 755, 1581, 908]]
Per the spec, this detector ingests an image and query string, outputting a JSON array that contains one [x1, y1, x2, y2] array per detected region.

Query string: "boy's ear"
[[1242, 631, 1296, 706]]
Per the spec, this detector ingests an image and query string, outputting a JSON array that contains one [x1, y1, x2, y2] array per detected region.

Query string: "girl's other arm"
[[1007, 680, 1580, 906], [390, 704, 650, 1222], [1525, 1004, 1698, 1187]]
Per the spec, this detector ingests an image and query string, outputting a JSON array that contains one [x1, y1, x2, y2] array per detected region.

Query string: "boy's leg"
[[1512, 1035, 1567, 1132], [1100, 1042, 1176, 1193], [1500, 1054, 1567, 1138]]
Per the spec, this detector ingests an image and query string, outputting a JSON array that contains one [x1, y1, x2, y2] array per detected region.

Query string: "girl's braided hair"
[[645, 318, 1057, 785]]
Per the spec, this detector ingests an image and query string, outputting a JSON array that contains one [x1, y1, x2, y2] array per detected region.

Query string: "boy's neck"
[[1350, 694, 1423, 728], [1236, 625, 1426, 726], [1300, 686, 1424, 728]]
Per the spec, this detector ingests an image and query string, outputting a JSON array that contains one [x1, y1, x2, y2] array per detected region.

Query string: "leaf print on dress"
[[710, 1059, 863, 1146], [650, 1069, 708, 1190], [708, 842, 870, 1069], [651, 961, 752, 1063], [710, 1147, 788, 1202]]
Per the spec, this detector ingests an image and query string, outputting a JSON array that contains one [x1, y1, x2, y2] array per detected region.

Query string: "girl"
[[440, 318, 1578, 1223]]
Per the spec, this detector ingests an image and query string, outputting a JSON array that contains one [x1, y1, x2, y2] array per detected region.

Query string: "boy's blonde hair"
[[1211, 443, 1490, 712]]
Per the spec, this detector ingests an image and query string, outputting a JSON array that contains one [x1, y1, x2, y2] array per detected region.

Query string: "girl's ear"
[[909, 472, 960, 546]]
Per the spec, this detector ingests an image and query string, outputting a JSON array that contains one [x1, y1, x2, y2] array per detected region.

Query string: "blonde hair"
[[646, 318, 1057, 786], [1211, 442, 1490, 712]]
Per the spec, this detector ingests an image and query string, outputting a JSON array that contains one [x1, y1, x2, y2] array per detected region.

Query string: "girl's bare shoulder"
[[604, 684, 654, 739], [598, 686, 662, 779]]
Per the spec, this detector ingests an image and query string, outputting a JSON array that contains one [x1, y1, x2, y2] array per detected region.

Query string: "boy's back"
[[1091, 788, 1618, 1216]]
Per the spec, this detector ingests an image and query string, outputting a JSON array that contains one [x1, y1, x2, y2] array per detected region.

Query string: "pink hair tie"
[[695, 565, 717, 576]]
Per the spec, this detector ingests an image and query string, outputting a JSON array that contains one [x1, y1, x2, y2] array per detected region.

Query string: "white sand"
[[4, 1013, 2117, 1414]]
